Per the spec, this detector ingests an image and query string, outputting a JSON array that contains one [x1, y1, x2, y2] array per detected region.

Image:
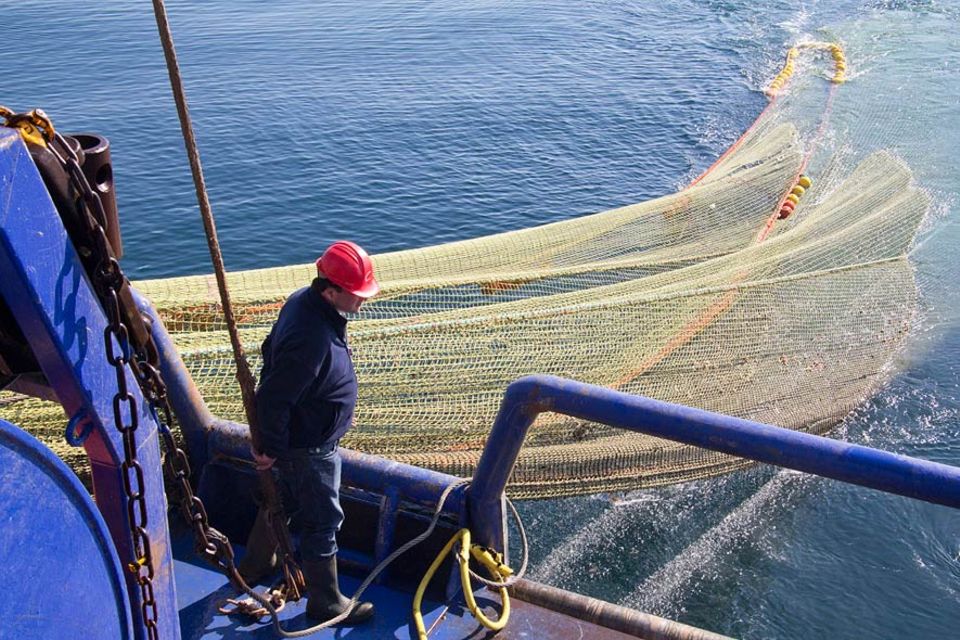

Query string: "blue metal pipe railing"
[[469, 375, 960, 550], [134, 292, 215, 471]]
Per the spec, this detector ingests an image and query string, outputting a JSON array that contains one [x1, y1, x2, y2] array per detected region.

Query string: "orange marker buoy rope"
[[778, 174, 813, 220]]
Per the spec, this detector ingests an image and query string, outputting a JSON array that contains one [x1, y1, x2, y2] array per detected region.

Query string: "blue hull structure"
[[2, 124, 958, 639]]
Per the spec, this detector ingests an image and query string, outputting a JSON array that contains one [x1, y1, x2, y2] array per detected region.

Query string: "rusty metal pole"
[[149, 0, 305, 596]]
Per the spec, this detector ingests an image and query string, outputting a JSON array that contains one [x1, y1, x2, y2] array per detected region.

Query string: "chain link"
[[13, 109, 246, 638], [1, 105, 56, 146], [51, 133, 163, 639]]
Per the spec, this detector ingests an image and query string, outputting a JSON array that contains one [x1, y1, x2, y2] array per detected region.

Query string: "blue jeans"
[[275, 444, 343, 562]]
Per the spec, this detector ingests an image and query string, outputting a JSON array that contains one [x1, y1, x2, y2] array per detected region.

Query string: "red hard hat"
[[316, 240, 380, 298]]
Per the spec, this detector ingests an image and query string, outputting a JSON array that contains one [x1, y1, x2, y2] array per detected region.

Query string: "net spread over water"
[[2, 45, 928, 497]]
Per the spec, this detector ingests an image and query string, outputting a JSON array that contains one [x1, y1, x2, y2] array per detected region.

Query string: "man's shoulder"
[[283, 285, 312, 308], [266, 327, 330, 367], [277, 286, 320, 326], [272, 293, 334, 353]]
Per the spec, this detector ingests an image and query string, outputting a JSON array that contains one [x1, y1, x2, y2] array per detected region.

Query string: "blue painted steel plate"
[[0, 418, 134, 638]]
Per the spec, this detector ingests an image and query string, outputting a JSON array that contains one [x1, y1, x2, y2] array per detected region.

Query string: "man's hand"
[[252, 449, 276, 471]]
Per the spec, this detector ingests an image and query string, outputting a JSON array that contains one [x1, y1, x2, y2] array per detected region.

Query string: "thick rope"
[[224, 479, 530, 638], [149, 0, 305, 596], [149, 0, 254, 406], [246, 479, 469, 637]]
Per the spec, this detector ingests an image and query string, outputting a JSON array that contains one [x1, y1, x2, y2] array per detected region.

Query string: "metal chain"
[[58, 129, 247, 568], [10, 109, 248, 637], [44, 130, 161, 639], [106, 281, 160, 638], [140, 360, 241, 578], [0, 105, 57, 146]]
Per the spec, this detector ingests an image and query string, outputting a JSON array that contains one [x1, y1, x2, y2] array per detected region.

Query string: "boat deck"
[[174, 534, 638, 639]]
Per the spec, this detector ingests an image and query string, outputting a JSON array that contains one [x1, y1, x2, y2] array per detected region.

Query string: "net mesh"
[[1, 43, 928, 497]]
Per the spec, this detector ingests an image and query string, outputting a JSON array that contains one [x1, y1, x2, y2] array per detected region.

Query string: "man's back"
[[255, 282, 357, 458]]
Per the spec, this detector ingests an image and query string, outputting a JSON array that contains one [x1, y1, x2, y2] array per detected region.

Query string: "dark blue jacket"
[[255, 280, 357, 459]]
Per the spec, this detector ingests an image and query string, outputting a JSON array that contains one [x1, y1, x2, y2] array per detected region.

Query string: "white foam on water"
[[618, 469, 814, 618]]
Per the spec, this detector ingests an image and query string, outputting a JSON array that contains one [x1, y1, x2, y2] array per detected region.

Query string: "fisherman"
[[241, 240, 379, 624]]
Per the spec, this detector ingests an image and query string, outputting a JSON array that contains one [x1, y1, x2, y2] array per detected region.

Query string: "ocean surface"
[[3, 1, 959, 638]]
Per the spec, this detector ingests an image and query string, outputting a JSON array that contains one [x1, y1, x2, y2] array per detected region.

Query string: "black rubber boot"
[[303, 556, 374, 624], [237, 508, 279, 584]]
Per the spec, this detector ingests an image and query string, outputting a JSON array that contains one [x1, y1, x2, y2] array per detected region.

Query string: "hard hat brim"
[[350, 279, 380, 299]]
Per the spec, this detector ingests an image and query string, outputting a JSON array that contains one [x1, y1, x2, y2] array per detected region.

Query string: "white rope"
[[223, 479, 531, 638]]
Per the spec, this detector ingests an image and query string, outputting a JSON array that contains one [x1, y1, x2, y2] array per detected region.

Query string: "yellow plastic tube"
[[413, 528, 510, 639]]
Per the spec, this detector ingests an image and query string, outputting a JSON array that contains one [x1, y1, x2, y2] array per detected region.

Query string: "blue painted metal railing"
[[469, 375, 960, 552]]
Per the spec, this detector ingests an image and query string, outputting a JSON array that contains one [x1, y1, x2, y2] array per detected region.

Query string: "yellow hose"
[[413, 528, 511, 638]]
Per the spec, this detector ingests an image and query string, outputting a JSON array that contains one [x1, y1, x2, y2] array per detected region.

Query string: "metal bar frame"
[[0, 128, 179, 639], [470, 374, 960, 550]]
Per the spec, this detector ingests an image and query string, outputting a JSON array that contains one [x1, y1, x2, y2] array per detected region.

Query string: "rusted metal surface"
[[421, 594, 657, 640], [498, 597, 669, 639], [509, 579, 732, 640]]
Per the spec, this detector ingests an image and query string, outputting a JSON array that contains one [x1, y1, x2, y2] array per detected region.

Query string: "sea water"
[[2, 1, 958, 637]]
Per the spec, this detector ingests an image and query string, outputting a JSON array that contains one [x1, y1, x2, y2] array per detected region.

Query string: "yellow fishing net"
[[1, 43, 928, 497]]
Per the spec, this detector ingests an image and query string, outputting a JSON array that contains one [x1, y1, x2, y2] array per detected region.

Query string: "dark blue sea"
[[3, 1, 959, 637]]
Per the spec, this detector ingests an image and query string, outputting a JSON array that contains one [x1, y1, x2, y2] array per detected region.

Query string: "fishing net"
[[1, 43, 928, 497]]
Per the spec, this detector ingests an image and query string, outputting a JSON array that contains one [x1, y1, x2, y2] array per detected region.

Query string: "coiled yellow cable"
[[413, 528, 512, 638]]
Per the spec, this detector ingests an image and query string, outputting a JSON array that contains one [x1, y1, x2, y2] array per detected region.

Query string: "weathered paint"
[[470, 374, 960, 550], [0, 417, 135, 639], [0, 127, 180, 639], [509, 579, 731, 640]]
